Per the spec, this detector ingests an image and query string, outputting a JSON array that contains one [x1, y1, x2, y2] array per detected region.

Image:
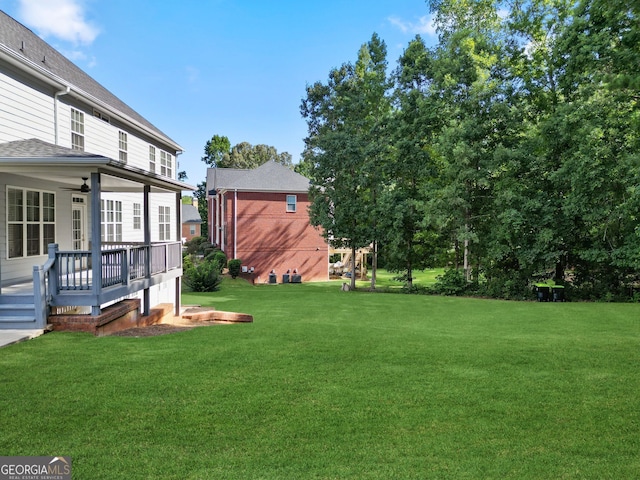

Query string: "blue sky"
[[0, 0, 439, 185]]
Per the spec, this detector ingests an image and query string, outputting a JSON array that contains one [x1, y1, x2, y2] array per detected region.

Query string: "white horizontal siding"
[[0, 71, 54, 143], [56, 100, 176, 179], [127, 135, 151, 171]]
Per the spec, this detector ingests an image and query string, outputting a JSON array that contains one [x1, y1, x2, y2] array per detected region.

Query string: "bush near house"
[[182, 247, 225, 293], [228, 259, 242, 279]]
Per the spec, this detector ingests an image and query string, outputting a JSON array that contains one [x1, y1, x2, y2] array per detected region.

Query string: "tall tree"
[[225, 142, 293, 169], [301, 34, 391, 290], [427, 0, 505, 282], [202, 134, 231, 167], [381, 36, 442, 288], [193, 181, 209, 241]]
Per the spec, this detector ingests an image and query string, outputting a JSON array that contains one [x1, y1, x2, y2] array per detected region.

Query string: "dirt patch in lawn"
[[109, 323, 196, 337], [108, 306, 252, 337]]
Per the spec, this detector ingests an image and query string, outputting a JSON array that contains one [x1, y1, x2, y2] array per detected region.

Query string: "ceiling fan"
[[62, 177, 90, 193]]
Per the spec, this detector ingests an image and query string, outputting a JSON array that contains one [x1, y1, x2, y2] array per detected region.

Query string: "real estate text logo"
[[0, 457, 71, 480]]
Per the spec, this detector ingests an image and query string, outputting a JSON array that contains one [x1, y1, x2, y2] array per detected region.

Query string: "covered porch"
[[0, 139, 194, 330]]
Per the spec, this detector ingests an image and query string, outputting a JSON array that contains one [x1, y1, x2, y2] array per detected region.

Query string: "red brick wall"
[[219, 191, 328, 282], [182, 223, 201, 242]]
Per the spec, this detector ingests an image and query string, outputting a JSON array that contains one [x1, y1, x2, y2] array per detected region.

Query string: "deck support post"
[[90, 173, 102, 316]]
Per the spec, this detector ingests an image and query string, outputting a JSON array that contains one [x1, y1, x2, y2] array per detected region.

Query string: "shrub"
[[205, 250, 227, 271], [430, 268, 469, 296], [228, 259, 242, 279], [183, 258, 222, 292]]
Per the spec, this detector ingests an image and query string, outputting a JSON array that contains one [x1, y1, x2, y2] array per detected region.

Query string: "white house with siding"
[[0, 10, 193, 331]]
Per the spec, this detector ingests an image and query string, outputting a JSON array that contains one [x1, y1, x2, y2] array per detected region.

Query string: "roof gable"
[[207, 161, 309, 194]]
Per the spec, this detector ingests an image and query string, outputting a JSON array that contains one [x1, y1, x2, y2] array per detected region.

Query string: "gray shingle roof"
[[206, 167, 249, 194], [0, 138, 106, 158], [207, 161, 310, 194], [0, 10, 179, 148], [181, 204, 202, 223]]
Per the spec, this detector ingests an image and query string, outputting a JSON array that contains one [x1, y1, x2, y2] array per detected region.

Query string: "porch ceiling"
[[0, 139, 194, 193], [1, 163, 192, 193]]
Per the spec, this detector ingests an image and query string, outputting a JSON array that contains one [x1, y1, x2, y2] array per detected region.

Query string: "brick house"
[[181, 201, 202, 242], [206, 161, 328, 283]]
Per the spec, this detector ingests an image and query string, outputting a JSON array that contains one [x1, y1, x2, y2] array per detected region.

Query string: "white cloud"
[[388, 14, 437, 37], [18, 0, 99, 45]]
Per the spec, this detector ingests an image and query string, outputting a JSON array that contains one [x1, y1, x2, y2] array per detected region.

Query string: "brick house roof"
[[181, 204, 202, 224], [207, 161, 310, 194]]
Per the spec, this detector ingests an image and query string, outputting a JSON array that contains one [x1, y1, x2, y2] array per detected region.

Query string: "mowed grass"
[[353, 268, 442, 289], [1, 279, 639, 479]]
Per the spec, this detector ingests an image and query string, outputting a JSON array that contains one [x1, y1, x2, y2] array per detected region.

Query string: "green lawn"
[[352, 268, 442, 289], [1, 279, 639, 479]]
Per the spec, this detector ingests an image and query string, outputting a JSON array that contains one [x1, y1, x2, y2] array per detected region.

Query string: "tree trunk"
[[350, 244, 357, 290], [370, 241, 377, 290], [554, 259, 565, 283], [464, 237, 470, 282]]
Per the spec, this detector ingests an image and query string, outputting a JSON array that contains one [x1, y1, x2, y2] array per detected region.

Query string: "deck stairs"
[[0, 295, 39, 329]]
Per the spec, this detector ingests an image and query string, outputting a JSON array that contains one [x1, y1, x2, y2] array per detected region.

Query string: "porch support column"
[[142, 184, 151, 316], [90, 172, 102, 316], [175, 191, 182, 317]]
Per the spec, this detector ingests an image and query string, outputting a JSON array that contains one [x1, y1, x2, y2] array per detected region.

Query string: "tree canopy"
[[301, 0, 640, 300], [202, 135, 292, 169]]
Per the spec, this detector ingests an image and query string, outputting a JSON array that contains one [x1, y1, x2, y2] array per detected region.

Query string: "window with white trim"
[[101, 199, 122, 242], [160, 151, 173, 178], [71, 108, 84, 151], [133, 203, 141, 230], [286, 195, 297, 212], [7, 187, 55, 258], [149, 146, 156, 173], [118, 131, 128, 162], [158, 206, 171, 241]]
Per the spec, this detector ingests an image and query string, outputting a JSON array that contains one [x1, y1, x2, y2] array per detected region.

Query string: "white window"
[[190, 225, 196, 235], [160, 151, 173, 178], [286, 195, 297, 213], [101, 199, 122, 242], [7, 187, 55, 258], [71, 108, 84, 151], [133, 203, 141, 230], [158, 206, 171, 241], [149, 146, 156, 173], [119, 131, 128, 162]]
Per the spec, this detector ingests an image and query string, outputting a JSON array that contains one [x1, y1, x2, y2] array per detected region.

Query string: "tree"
[[381, 36, 443, 289], [301, 33, 391, 290], [193, 181, 208, 241], [202, 134, 231, 167], [225, 142, 293, 169], [426, 0, 506, 282], [202, 135, 293, 170]]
